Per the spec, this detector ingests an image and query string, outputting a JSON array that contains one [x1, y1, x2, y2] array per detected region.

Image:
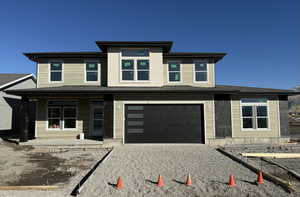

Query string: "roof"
[[0, 74, 35, 90], [5, 85, 298, 96], [24, 52, 106, 62], [95, 41, 173, 53], [164, 52, 226, 63]]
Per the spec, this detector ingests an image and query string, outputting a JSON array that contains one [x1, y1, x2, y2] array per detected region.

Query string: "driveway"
[[81, 145, 294, 197]]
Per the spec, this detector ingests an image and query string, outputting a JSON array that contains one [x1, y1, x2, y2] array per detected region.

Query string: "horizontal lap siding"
[[37, 59, 106, 87], [231, 95, 280, 138], [114, 95, 215, 143]]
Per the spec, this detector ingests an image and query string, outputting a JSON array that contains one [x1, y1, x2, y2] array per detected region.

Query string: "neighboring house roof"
[[5, 85, 298, 96], [23, 52, 106, 62], [0, 74, 36, 90], [95, 41, 173, 53]]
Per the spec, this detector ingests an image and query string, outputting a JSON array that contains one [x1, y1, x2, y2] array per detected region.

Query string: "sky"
[[0, 0, 299, 89]]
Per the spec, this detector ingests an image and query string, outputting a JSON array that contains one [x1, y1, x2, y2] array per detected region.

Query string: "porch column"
[[20, 96, 29, 142], [103, 94, 114, 139]]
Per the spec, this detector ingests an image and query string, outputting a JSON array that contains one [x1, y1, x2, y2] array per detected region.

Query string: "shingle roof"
[[0, 73, 33, 89], [5, 85, 297, 96]]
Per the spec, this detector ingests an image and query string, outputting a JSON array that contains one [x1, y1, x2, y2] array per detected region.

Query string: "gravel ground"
[[0, 139, 110, 197], [81, 145, 295, 197], [224, 144, 300, 196]]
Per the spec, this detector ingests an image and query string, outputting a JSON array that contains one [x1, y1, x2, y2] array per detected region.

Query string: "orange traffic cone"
[[257, 171, 264, 184], [157, 175, 164, 187], [116, 177, 124, 190], [228, 174, 236, 187], [185, 174, 192, 186]]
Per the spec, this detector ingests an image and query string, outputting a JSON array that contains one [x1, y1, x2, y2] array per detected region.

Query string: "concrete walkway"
[[81, 145, 293, 197]]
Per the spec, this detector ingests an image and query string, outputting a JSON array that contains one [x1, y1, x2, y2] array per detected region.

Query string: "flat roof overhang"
[[95, 41, 173, 53]]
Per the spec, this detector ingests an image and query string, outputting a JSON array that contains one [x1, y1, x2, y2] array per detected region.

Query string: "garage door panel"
[[125, 104, 204, 143]]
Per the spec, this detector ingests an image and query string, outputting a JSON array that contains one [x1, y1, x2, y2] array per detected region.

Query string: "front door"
[[90, 106, 104, 136]]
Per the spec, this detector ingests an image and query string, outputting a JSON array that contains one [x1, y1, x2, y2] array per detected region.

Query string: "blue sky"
[[0, 0, 299, 89]]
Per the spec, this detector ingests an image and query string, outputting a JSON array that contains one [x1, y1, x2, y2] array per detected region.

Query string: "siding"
[[37, 59, 106, 88], [107, 48, 164, 87], [113, 95, 215, 143], [231, 95, 280, 138], [163, 59, 215, 87]]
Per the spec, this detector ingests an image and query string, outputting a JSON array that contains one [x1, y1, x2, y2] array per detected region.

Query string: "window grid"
[[86, 62, 99, 82], [194, 61, 208, 82], [48, 107, 61, 129], [121, 58, 150, 81], [47, 104, 77, 130], [241, 101, 269, 130], [50, 62, 62, 82], [168, 62, 181, 82]]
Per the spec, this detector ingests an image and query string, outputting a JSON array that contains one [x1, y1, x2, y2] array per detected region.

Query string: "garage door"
[[125, 104, 204, 143]]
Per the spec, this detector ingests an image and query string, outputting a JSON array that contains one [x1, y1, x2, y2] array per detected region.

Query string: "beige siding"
[[35, 99, 91, 138], [107, 48, 164, 87], [37, 60, 105, 88], [163, 60, 215, 87], [231, 95, 280, 138], [113, 95, 215, 143]]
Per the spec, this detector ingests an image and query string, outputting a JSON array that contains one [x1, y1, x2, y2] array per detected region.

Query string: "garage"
[[125, 104, 204, 143]]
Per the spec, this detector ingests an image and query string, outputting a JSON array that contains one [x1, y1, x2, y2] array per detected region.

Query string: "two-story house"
[[7, 41, 298, 145]]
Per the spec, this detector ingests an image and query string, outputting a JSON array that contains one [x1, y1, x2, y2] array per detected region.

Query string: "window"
[[121, 49, 150, 81], [47, 101, 77, 130], [86, 62, 99, 82], [168, 62, 181, 82], [122, 49, 149, 57], [194, 61, 207, 82], [241, 98, 268, 130], [137, 60, 149, 80], [48, 107, 61, 129], [122, 60, 134, 80], [50, 62, 62, 82]]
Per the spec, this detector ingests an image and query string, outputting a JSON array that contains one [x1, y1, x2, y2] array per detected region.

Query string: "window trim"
[[120, 49, 150, 82], [193, 60, 209, 83], [48, 60, 64, 83], [46, 100, 78, 131], [240, 98, 270, 131], [167, 60, 182, 83], [84, 59, 101, 83]]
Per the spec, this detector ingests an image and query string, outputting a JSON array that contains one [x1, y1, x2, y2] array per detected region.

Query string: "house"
[[6, 41, 298, 144], [0, 74, 36, 137]]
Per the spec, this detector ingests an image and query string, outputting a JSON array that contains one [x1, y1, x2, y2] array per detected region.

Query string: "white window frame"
[[46, 100, 78, 131], [167, 60, 182, 83], [84, 60, 101, 83], [120, 48, 150, 82], [193, 60, 208, 83], [240, 99, 270, 131], [48, 60, 64, 83], [62, 106, 77, 130], [47, 106, 62, 130]]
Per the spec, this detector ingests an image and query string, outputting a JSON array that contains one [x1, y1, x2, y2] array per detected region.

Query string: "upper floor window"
[[168, 61, 181, 82], [121, 49, 150, 81], [194, 61, 207, 82], [241, 98, 268, 130], [86, 62, 100, 82], [122, 49, 149, 57], [50, 62, 62, 82]]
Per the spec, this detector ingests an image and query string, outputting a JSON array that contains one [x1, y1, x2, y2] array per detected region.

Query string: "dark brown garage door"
[[125, 104, 204, 143]]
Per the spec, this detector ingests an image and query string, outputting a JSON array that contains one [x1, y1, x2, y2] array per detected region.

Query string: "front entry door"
[[90, 106, 104, 136]]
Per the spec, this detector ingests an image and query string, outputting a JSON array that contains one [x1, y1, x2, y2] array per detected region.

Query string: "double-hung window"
[[194, 61, 208, 82], [86, 62, 100, 82], [168, 61, 181, 82], [47, 101, 77, 130], [50, 62, 63, 82], [241, 98, 269, 130], [121, 49, 150, 81]]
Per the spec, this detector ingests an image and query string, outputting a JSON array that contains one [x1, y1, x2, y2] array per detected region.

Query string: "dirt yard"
[[0, 138, 110, 197], [80, 145, 296, 197]]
